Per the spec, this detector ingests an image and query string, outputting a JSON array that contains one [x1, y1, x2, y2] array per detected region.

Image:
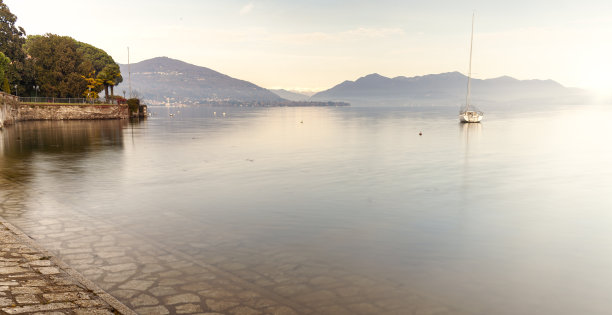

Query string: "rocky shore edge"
[[0, 217, 135, 315]]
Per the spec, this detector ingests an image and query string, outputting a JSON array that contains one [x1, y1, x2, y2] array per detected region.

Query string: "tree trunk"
[[110, 85, 114, 97], [104, 85, 109, 101]]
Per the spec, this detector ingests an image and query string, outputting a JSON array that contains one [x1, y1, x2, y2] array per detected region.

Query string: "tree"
[[77, 42, 122, 99], [76, 42, 115, 74], [0, 1, 123, 99], [0, 52, 10, 92], [82, 71, 102, 100], [127, 98, 140, 115], [97, 63, 122, 100], [2, 78, 9, 94], [0, 1, 28, 95], [25, 34, 121, 99], [110, 67, 123, 96], [0, 1, 25, 63], [25, 34, 94, 98]]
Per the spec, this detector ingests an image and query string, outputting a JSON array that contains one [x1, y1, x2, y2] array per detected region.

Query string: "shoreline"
[[6, 103, 129, 123], [0, 92, 145, 126]]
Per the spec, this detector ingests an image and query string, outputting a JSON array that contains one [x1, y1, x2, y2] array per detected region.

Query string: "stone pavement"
[[0, 176, 468, 315], [0, 219, 135, 315]]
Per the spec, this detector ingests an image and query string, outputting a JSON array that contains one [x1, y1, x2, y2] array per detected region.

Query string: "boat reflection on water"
[[460, 122, 482, 199], [461, 120, 482, 146]]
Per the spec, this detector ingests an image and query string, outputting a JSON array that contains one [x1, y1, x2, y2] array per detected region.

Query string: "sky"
[[5, 0, 612, 93]]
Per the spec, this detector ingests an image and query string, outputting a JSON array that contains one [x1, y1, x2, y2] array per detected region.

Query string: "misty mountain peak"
[[357, 73, 391, 82]]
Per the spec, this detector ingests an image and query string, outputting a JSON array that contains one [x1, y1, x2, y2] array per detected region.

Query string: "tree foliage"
[[76, 43, 115, 73], [0, 0, 28, 95], [2, 78, 9, 94], [0, 0, 25, 62], [25, 34, 91, 97], [0, 51, 10, 92], [24, 34, 121, 98], [76, 42, 122, 99], [98, 63, 123, 98], [127, 98, 140, 114], [0, 1, 121, 99], [82, 71, 102, 99]]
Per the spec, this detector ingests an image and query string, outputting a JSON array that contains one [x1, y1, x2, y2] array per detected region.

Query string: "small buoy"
[[419, 132, 422, 136]]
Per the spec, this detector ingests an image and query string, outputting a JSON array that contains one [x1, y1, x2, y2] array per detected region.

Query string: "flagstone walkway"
[[0, 219, 134, 315]]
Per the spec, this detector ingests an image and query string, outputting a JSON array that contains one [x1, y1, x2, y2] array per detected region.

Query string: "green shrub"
[[2, 78, 10, 94], [127, 98, 140, 114]]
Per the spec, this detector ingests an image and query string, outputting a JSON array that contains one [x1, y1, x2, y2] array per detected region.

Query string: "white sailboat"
[[460, 13, 483, 123]]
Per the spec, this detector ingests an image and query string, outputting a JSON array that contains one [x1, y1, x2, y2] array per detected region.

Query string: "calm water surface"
[[1, 105, 611, 314]]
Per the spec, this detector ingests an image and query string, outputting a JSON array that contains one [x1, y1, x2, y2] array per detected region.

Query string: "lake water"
[[1, 104, 611, 314]]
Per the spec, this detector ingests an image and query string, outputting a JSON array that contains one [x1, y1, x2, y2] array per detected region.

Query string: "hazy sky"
[[5, 0, 612, 92]]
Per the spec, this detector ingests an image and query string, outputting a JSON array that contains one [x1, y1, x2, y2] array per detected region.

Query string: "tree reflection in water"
[[0, 120, 127, 217]]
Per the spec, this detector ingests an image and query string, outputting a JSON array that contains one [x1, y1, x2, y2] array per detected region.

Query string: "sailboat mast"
[[128, 47, 132, 99], [466, 13, 474, 111]]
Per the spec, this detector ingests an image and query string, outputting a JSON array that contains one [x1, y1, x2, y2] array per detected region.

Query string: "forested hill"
[[117, 57, 283, 105]]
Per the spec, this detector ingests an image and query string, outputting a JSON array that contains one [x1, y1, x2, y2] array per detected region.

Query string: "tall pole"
[[128, 47, 132, 99], [466, 12, 474, 111]]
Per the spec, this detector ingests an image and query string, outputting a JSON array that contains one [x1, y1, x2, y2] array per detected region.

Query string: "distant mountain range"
[[116, 57, 585, 107], [311, 72, 586, 106], [117, 57, 283, 105]]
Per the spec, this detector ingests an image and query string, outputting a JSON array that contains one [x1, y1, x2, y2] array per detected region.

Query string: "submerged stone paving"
[[0, 177, 468, 315], [0, 219, 134, 315]]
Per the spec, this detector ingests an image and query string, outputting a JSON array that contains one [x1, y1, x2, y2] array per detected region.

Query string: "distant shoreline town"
[[147, 99, 350, 107]]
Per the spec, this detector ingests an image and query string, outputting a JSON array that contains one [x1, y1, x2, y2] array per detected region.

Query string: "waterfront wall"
[[0, 92, 20, 128], [1, 93, 134, 129], [17, 104, 129, 121]]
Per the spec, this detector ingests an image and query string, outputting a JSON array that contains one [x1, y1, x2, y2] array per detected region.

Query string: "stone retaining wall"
[[1, 92, 128, 128], [17, 104, 129, 121], [0, 93, 20, 128]]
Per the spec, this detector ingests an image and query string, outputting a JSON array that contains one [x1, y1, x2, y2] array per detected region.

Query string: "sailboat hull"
[[460, 111, 483, 123]]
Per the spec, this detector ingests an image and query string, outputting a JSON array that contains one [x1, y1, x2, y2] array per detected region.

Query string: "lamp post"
[[14, 85, 17, 97]]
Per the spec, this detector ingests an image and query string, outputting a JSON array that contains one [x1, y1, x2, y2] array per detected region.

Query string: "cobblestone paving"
[[0, 178, 468, 315], [0, 220, 133, 314]]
